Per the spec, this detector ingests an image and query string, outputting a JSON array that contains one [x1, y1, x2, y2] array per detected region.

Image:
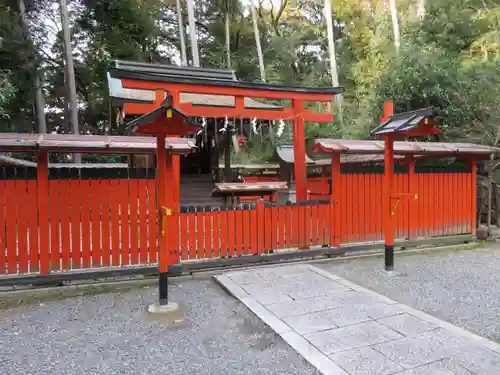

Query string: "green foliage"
[[2, 0, 500, 162], [354, 0, 500, 144], [0, 3, 39, 132], [0, 71, 15, 120]]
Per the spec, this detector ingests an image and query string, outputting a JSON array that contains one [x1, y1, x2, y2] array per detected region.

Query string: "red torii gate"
[[110, 67, 343, 201]]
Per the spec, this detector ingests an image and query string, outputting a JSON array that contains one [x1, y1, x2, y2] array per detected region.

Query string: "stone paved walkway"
[[215, 264, 500, 375]]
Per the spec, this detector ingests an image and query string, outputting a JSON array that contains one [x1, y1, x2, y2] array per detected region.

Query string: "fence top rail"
[[312, 139, 499, 159], [0, 133, 196, 154]]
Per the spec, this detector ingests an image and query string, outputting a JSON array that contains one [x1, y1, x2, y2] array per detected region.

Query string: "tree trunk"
[[18, 0, 47, 133], [186, 0, 200, 67], [60, 0, 81, 162], [250, 0, 265, 82], [389, 0, 401, 55], [176, 0, 187, 65], [417, 0, 425, 19], [324, 0, 343, 130], [225, 12, 232, 69]]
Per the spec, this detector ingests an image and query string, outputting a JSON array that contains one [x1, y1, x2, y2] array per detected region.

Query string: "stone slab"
[[282, 311, 338, 335], [377, 313, 438, 336], [372, 329, 473, 369], [214, 264, 500, 375], [329, 346, 404, 375], [453, 346, 500, 375], [305, 321, 403, 354], [396, 359, 474, 375]]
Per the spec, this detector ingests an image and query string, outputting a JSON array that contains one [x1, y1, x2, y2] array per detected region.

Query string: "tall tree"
[[186, 0, 200, 66], [18, 0, 46, 133], [324, 0, 343, 128], [389, 0, 401, 54], [60, 0, 80, 161], [250, 0, 265, 81], [176, 0, 188, 65]]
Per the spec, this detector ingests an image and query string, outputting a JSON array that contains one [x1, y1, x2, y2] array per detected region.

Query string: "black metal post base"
[[159, 272, 169, 306], [384, 245, 394, 271]]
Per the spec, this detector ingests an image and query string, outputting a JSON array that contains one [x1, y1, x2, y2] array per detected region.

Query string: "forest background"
[[1, 0, 499, 163]]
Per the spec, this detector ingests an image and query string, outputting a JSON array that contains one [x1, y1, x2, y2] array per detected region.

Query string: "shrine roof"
[[371, 107, 439, 137], [126, 97, 201, 136], [0, 133, 196, 154], [109, 65, 344, 95], [312, 139, 499, 159], [108, 61, 281, 110]]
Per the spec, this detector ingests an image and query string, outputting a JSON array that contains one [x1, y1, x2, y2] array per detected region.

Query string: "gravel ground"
[[316, 244, 500, 343], [0, 278, 320, 375]]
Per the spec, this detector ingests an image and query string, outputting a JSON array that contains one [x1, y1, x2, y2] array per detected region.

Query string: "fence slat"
[[90, 180, 102, 267], [204, 209, 213, 259], [128, 180, 139, 265], [220, 209, 228, 257], [187, 209, 197, 259], [137, 181, 148, 264], [6, 182, 17, 274], [234, 208, 244, 256], [48, 181, 60, 272], [147, 180, 157, 264], [70, 180, 82, 269], [18, 180, 29, 274], [81, 179, 91, 269], [0, 181, 5, 274], [120, 180, 130, 266], [227, 208, 236, 256], [179, 213, 189, 261], [276, 206, 285, 249]]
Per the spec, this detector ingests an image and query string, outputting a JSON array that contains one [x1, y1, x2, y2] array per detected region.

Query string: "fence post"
[[149, 134, 179, 313], [407, 156, 416, 239], [256, 198, 265, 255], [471, 157, 477, 236], [37, 150, 50, 275], [330, 153, 341, 247]]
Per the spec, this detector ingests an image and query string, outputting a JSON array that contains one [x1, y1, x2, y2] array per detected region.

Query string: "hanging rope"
[[276, 119, 285, 138]]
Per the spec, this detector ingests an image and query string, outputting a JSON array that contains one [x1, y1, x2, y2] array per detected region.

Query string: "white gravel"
[[0, 278, 320, 375], [316, 244, 500, 342]]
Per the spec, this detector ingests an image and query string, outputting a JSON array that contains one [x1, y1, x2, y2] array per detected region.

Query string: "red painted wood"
[[5, 182, 17, 274], [187, 210, 197, 259], [70, 179, 82, 270], [37, 151, 50, 275], [122, 79, 337, 102], [80, 179, 92, 268], [0, 181, 5, 274], [90, 180, 102, 267], [110, 180, 121, 267], [129, 180, 139, 265], [204, 210, 213, 259], [147, 179, 158, 264], [17, 180, 29, 274], [242, 208, 251, 255], [227, 208, 236, 256], [137, 180, 148, 264], [179, 212, 189, 261]]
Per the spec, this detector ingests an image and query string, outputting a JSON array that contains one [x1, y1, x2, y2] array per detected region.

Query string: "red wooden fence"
[[0, 167, 474, 277]]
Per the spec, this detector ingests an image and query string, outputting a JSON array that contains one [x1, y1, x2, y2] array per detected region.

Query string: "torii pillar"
[[126, 96, 200, 313]]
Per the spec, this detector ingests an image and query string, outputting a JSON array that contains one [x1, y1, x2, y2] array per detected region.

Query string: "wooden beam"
[[123, 102, 334, 123], [121, 80, 337, 102]]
